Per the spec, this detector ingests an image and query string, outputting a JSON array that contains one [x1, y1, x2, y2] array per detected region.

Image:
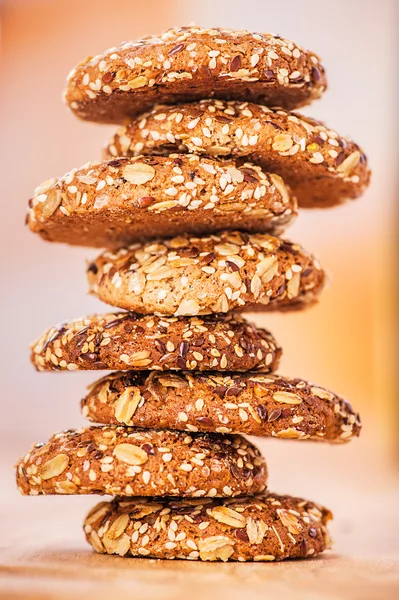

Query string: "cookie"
[[16, 426, 267, 498], [83, 493, 332, 561], [64, 26, 327, 124], [30, 312, 281, 373], [87, 232, 325, 315], [26, 155, 296, 249], [81, 372, 361, 443], [105, 100, 370, 208]]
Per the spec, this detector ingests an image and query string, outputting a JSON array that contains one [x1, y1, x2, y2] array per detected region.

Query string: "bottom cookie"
[[84, 493, 332, 562]]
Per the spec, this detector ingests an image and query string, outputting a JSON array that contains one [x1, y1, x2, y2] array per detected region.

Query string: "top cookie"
[[64, 26, 327, 124], [104, 100, 370, 208]]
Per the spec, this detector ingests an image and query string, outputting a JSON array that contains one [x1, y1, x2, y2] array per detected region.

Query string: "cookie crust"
[[83, 493, 332, 561], [16, 426, 267, 498], [65, 26, 327, 124], [87, 232, 325, 315], [81, 371, 361, 443], [105, 100, 370, 208], [27, 155, 296, 248], [30, 312, 281, 373]]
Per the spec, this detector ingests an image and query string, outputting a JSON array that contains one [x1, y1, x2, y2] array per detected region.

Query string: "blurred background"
[[0, 0, 398, 559]]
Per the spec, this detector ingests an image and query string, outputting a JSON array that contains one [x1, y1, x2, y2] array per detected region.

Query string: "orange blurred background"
[[0, 0, 398, 557]]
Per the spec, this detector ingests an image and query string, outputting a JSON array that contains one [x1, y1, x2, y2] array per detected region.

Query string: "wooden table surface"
[[2, 548, 399, 600], [3, 441, 399, 600]]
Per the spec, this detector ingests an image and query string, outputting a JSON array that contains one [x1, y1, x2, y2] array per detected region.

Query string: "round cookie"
[[87, 232, 325, 316], [84, 493, 332, 561], [30, 312, 281, 373], [26, 155, 296, 248], [16, 426, 267, 498], [81, 372, 361, 443], [65, 26, 327, 124], [105, 100, 370, 208]]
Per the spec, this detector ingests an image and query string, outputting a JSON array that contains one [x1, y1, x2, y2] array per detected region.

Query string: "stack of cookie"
[[17, 26, 370, 562]]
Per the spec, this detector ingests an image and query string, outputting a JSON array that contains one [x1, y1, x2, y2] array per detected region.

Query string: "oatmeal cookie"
[[87, 232, 325, 315], [105, 100, 370, 208], [30, 312, 281, 373], [84, 493, 332, 561], [16, 426, 267, 498], [27, 155, 296, 248], [82, 371, 361, 442], [65, 26, 327, 124]]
